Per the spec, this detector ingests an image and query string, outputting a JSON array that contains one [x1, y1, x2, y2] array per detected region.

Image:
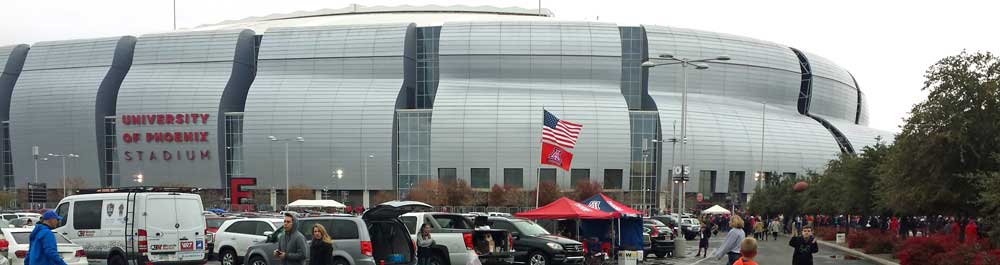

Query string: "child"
[[789, 226, 819, 265], [732, 238, 758, 265]]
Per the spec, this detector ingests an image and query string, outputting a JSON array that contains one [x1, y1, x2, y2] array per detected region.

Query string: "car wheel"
[[685, 233, 696, 240], [528, 251, 548, 265], [333, 258, 350, 265], [249, 255, 268, 265], [108, 253, 127, 265], [221, 249, 239, 265], [655, 251, 667, 258]]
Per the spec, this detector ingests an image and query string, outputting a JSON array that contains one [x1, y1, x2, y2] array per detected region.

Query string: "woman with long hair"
[[309, 224, 334, 265], [416, 223, 435, 265]]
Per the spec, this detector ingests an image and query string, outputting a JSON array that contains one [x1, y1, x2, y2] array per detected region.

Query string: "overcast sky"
[[2, 0, 997, 132]]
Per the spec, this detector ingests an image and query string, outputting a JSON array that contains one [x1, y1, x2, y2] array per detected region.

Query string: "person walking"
[[964, 218, 978, 243], [309, 224, 333, 265], [769, 218, 783, 240], [695, 218, 711, 257], [712, 215, 745, 265], [789, 226, 819, 265], [275, 213, 307, 265], [417, 224, 435, 265], [26, 210, 67, 265], [753, 220, 767, 241]]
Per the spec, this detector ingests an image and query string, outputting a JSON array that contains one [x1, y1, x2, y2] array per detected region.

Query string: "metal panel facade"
[[10, 37, 128, 187], [805, 51, 860, 122], [115, 29, 255, 188], [242, 24, 413, 190], [431, 21, 631, 189], [645, 25, 842, 194]]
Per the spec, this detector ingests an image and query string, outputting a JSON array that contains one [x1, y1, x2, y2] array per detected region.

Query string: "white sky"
[[2, 0, 997, 132]]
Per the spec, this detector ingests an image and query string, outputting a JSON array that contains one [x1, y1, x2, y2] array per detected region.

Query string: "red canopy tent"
[[515, 197, 616, 219]]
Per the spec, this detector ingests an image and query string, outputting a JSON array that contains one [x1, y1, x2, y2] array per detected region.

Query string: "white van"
[[53, 187, 207, 265]]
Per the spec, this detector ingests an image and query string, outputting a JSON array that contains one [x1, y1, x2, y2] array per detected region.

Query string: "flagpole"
[[536, 108, 544, 208]]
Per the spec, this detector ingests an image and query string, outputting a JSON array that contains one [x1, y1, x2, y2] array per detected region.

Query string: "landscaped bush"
[[930, 240, 989, 265], [973, 250, 1000, 265], [896, 235, 960, 265], [862, 234, 898, 254], [814, 226, 837, 241]]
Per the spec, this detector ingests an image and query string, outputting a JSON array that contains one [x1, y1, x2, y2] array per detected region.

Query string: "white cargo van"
[[53, 187, 207, 265]]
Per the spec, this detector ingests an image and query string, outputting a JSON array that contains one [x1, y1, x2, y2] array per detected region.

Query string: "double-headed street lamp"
[[268, 135, 304, 207], [364, 154, 375, 208], [643, 53, 730, 214], [47, 153, 79, 196]]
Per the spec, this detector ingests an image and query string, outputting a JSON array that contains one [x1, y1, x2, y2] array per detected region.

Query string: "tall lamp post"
[[642, 53, 730, 214], [363, 154, 374, 208], [47, 153, 79, 197], [268, 135, 304, 207]]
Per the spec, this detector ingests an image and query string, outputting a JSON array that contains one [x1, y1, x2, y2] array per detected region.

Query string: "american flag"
[[542, 110, 583, 149]]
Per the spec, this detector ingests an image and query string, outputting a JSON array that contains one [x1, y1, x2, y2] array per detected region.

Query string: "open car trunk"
[[473, 229, 514, 265], [368, 220, 415, 265]]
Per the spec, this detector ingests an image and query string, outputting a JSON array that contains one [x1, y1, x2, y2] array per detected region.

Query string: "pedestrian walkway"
[[647, 231, 879, 265]]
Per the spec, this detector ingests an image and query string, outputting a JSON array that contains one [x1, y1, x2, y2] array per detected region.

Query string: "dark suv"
[[486, 217, 584, 265], [642, 218, 674, 258]]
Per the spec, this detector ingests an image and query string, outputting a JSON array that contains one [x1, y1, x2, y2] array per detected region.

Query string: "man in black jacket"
[[788, 226, 819, 265]]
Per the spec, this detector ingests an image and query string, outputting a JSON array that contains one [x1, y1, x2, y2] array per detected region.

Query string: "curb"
[[816, 239, 899, 265]]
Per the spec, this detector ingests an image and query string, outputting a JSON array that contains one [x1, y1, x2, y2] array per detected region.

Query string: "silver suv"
[[244, 201, 428, 265]]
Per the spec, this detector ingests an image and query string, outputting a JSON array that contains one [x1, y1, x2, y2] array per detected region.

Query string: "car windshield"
[[272, 222, 284, 229], [12, 232, 71, 244], [512, 220, 550, 236]]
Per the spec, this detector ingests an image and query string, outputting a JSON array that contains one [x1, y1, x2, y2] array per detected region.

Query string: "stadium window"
[[471, 168, 490, 189], [729, 171, 745, 194], [539, 169, 556, 184], [571, 169, 590, 186], [438, 168, 457, 184], [699, 170, 717, 200], [504, 168, 523, 188], [603, 169, 623, 190]]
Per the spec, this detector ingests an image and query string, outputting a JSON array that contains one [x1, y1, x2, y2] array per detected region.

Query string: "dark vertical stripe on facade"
[[791, 47, 855, 155], [94, 36, 136, 187], [217, 29, 258, 188]]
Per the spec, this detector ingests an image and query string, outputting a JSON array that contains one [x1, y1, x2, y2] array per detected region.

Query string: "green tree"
[[876, 51, 1000, 215]]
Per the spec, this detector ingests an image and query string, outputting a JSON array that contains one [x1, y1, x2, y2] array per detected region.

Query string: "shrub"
[[931, 241, 985, 265], [863, 234, 898, 254], [973, 250, 1000, 265], [847, 230, 875, 248], [814, 227, 837, 241], [896, 235, 960, 265]]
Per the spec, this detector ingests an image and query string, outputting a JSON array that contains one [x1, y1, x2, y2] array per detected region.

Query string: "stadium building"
[[0, 5, 890, 209]]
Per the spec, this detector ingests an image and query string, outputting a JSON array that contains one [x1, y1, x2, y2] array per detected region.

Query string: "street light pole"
[[268, 136, 303, 208], [642, 53, 730, 214], [363, 154, 374, 208], [47, 153, 79, 197]]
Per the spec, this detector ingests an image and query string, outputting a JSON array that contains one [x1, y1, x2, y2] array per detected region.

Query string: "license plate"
[[180, 252, 204, 260], [180, 241, 194, 251]]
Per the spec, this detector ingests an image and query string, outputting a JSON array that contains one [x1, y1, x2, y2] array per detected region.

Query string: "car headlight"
[[546, 242, 563, 250]]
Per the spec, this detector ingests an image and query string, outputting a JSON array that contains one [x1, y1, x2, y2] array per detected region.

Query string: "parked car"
[[8, 218, 37, 228], [641, 218, 674, 258], [0, 227, 89, 265], [54, 187, 207, 265], [399, 212, 513, 265], [0, 213, 17, 221], [214, 218, 284, 265], [245, 201, 426, 265], [679, 218, 701, 240], [486, 217, 584, 265], [206, 216, 241, 258]]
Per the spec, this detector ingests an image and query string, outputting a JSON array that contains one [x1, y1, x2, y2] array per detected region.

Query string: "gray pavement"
[[643, 231, 877, 265]]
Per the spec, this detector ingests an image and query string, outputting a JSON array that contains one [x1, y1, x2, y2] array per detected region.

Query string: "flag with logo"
[[540, 142, 574, 171], [540, 110, 581, 171]]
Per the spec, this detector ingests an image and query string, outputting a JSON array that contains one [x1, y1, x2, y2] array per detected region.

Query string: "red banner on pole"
[[541, 142, 574, 171]]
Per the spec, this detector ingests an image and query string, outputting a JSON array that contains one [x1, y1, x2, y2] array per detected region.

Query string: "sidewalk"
[[815, 239, 899, 265]]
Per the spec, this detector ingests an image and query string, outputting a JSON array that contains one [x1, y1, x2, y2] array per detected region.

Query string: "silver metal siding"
[[10, 37, 122, 187], [242, 24, 412, 189], [431, 21, 631, 189], [115, 30, 251, 187]]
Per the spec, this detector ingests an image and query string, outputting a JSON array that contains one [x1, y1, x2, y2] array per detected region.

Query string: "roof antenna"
[[538, 0, 542, 15]]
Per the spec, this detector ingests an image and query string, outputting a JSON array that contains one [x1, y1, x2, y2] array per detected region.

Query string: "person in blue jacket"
[[26, 210, 67, 265]]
